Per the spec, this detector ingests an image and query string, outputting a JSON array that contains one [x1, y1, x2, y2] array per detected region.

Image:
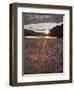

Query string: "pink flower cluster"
[[24, 38, 63, 74]]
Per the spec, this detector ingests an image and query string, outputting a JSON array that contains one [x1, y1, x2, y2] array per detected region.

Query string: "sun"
[[44, 30, 49, 34]]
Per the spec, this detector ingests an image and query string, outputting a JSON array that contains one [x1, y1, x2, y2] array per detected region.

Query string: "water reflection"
[[24, 36, 57, 39]]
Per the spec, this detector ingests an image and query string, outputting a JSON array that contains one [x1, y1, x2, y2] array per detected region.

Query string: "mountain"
[[49, 24, 63, 38], [24, 29, 47, 36]]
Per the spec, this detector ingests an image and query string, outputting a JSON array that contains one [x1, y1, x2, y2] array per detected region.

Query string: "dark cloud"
[[22, 13, 64, 25]]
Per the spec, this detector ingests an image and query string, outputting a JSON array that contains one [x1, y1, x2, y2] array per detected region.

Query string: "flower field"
[[24, 37, 63, 74]]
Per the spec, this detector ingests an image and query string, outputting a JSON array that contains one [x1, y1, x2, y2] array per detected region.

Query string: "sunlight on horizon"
[[28, 29, 50, 35], [44, 30, 50, 34]]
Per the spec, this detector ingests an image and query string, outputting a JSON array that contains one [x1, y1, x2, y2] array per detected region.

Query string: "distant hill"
[[24, 29, 47, 36], [49, 24, 63, 38]]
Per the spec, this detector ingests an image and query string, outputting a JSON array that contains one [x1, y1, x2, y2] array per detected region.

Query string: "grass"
[[24, 37, 63, 74]]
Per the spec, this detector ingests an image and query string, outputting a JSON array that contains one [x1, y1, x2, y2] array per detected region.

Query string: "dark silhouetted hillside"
[[24, 29, 47, 36], [49, 24, 63, 38]]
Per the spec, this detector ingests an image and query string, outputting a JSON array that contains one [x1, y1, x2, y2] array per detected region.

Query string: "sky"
[[23, 13, 64, 32]]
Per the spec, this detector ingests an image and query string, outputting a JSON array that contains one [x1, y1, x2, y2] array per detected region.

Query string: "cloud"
[[24, 22, 63, 30], [23, 13, 64, 24]]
